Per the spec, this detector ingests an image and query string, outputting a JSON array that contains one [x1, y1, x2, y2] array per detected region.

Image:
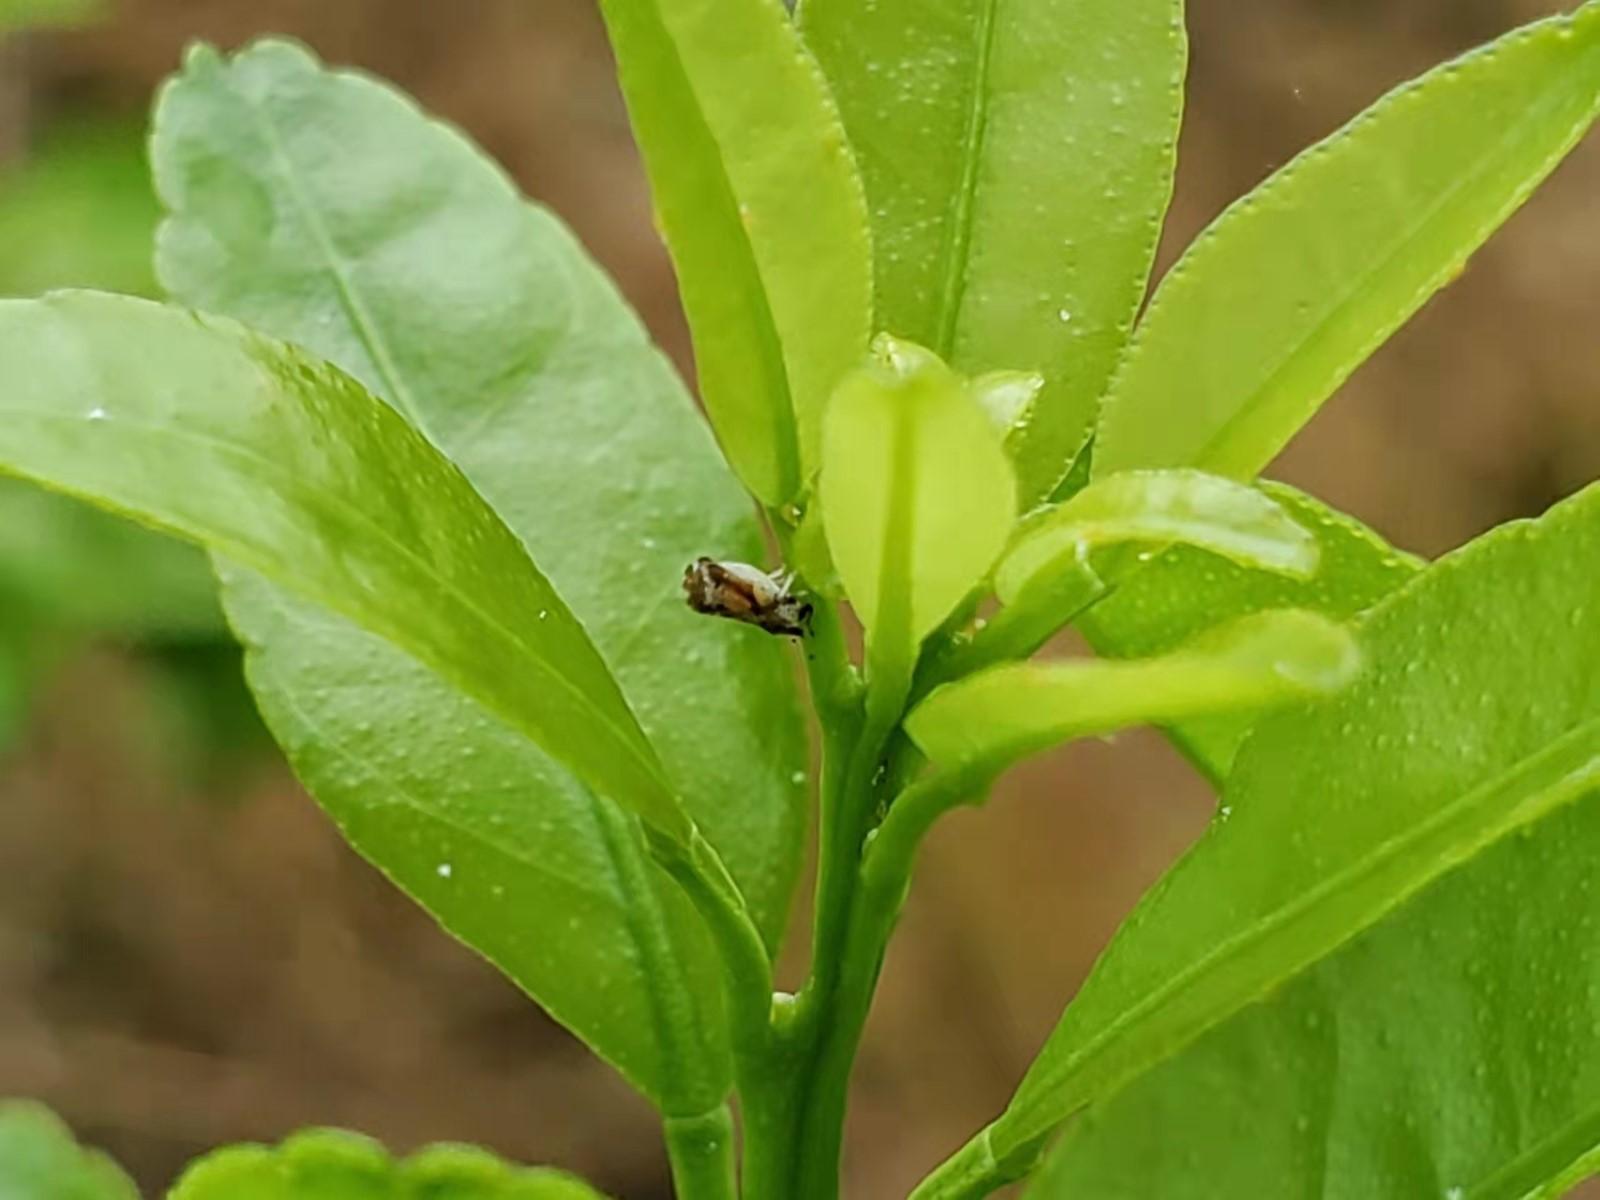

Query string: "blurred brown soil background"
[[2, 1, 1599, 1196]]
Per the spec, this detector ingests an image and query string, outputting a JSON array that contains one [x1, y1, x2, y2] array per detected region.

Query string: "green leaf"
[[926, 480, 1600, 1187], [0, 1100, 138, 1200], [1079, 482, 1422, 780], [1030, 794, 1600, 1200], [170, 1128, 608, 1199], [151, 39, 808, 1110], [995, 470, 1320, 605], [0, 292, 687, 844], [906, 609, 1358, 775], [222, 570, 731, 1111], [0, 118, 158, 298], [820, 336, 1015, 689], [597, 0, 871, 502], [800, 0, 1186, 502], [1094, 3, 1600, 480], [970, 371, 1043, 457]]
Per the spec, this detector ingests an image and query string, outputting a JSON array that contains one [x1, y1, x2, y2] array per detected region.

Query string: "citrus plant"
[[4, 2, 1600, 1197]]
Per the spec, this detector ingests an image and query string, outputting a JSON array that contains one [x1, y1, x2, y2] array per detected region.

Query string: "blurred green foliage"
[[0, 0, 102, 32], [0, 113, 259, 767], [0, 117, 159, 300]]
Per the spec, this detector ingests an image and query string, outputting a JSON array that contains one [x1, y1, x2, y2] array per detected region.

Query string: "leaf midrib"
[[932, 0, 1001, 360], [1003, 714, 1600, 1150], [246, 79, 429, 432]]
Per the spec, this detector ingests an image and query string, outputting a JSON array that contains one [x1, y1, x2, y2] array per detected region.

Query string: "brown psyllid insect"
[[682, 558, 813, 638]]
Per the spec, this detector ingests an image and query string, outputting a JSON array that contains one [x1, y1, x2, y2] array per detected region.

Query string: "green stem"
[[906, 1125, 1045, 1200], [798, 589, 863, 725], [652, 827, 775, 1072], [908, 1131, 1002, 1200], [737, 993, 806, 1200], [664, 1106, 739, 1200], [806, 682, 895, 1014], [793, 761, 992, 1198]]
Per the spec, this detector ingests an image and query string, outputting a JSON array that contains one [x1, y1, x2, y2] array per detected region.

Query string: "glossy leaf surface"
[[971, 370, 1043, 457], [152, 40, 812, 1109], [1095, 3, 1600, 480], [1032, 794, 1600, 1199], [171, 1129, 608, 1199], [154, 38, 804, 942], [801, 0, 1185, 501], [598, 0, 871, 500], [907, 610, 1358, 775], [1080, 483, 1422, 780], [957, 481, 1600, 1173], [0, 1101, 138, 1200], [820, 337, 1015, 686], [996, 470, 1319, 605], [0, 292, 685, 840], [222, 569, 731, 1112]]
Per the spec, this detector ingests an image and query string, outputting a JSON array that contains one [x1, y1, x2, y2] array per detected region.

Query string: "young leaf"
[[970, 370, 1043, 457], [919, 479, 1600, 1192], [0, 292, 688, 844], [995, 470, 1320, 605], [1080, 482, 1422, 780], [598, 0, 871, 501], [1095, 3, 1600, 480], [153, 38, 806, 950], [906, 610, 1358, 775], [0, 1101, 138, 1200], [170, 1128, 608, 1199], [800, 0, 1186, 502], [820, 337, 1016, 690], [1031, 796, 1600, 1200]]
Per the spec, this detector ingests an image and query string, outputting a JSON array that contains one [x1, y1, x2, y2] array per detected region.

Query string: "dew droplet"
[[86, 407, 109, 422], [436, 863, 453, 879]]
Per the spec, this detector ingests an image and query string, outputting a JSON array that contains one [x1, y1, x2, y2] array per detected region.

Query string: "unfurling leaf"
[[996, 469, 1319, 605], [971, 370, 1044, 456], [1080, 482, 1422, 780], [907, 609, 1358, 775], [820, 336, 1016, 693]]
